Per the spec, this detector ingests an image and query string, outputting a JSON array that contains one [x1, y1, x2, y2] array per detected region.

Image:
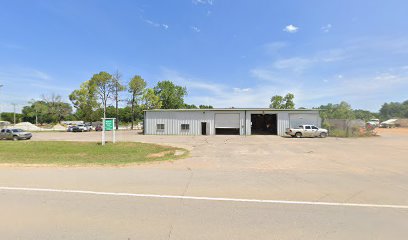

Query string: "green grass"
[[0, 141, 188, 166]]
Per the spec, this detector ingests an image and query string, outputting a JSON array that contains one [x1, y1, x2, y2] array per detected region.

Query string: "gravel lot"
[[1, 128, 407, 239]]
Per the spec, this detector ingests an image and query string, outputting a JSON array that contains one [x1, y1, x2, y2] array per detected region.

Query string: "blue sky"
[[1, 0, 408, 112]]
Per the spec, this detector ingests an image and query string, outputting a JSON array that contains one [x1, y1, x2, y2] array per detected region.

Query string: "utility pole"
[[12, 103, 16, 125], [0, 85, 3, 122]]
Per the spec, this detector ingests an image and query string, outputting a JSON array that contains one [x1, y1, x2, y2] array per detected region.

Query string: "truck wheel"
[[320, 132, 327, 138], [295, 132, 302, 138], [13, 136, 19, 141]]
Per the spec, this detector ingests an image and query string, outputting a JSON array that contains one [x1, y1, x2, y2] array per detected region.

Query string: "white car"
[[76, 124, 92, 132]]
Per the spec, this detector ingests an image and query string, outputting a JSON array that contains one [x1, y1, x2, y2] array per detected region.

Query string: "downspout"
[[244, 110, 247, 136], [143, 111, 146, 135]]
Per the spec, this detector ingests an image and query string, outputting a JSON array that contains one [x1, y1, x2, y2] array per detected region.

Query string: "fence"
[[324, 119, 367, 137]]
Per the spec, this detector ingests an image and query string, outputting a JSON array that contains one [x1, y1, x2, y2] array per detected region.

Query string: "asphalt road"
[[1, 129, 407, 239]]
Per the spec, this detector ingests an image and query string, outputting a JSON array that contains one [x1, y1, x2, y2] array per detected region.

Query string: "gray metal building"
[[144, 108, 321, 136]]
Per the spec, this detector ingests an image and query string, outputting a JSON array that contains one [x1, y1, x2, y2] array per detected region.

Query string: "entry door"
[[304, 125, 313, 137], [201, 122, 207, 135]]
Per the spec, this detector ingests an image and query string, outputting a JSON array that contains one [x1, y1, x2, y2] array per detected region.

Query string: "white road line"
[[1, 186, 408, 210]]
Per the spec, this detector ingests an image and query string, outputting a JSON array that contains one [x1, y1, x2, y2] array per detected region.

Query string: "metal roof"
[[144, 108, 321, 112]]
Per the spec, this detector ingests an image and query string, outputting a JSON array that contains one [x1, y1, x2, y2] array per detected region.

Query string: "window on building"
[[157, 124, 165, 130], [181, 124, 190, 130]]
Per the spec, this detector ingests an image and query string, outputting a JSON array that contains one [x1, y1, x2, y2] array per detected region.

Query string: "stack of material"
[[0, 121, 10, 129], [13, 122, 43, 131], [396, 119, 408, 127], [51, 124, 67, 131]]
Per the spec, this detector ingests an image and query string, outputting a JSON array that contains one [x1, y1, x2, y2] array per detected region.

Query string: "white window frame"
[[181, 124, 190, 131], [157, 124, 165, 131]]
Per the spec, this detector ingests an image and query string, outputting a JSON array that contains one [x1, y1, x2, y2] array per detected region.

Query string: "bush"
[[329, 129, 348, 137], [329, 127, 377, 138]]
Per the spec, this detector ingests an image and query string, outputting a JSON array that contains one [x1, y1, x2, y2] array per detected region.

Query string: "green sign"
[[104, 119, 114, 131]]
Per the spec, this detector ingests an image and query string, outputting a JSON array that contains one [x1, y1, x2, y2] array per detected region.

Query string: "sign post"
[[101, 118, 116, 145]]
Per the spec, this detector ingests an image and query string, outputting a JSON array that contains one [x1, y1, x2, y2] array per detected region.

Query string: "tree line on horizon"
[[1, 76, 407, 126], [2, 71, 213, 129]]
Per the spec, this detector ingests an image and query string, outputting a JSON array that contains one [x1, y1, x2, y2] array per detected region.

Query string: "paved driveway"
[[1, 129, 407, 239]]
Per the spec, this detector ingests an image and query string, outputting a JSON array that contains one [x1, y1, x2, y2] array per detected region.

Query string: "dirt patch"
[[376, 127, 408, 136], [147, 150, 173, 158]]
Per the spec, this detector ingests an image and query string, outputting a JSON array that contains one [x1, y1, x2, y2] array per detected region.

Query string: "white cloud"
[[160, 68, 225, 95], [191, 26, 201, 33], [233, 88, 251, 93], [0, 67, 73, 112], [273, 57, 313, 72], [321, 24, 332, 33], [159, 66, 408, 111], [160, 68, 274, 108], [250, 68, 280, 83], [283, 24, 299, 33], [142, 17, 169, 30], [263, 41, 288, 54], [193, 0, 214, 5], [317, 49, 347, 62], [253, 48, 348, 77]]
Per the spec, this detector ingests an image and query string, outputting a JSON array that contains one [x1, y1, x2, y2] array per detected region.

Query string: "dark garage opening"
[[251, 114, 277, 135], [215, 128, 240, 135]]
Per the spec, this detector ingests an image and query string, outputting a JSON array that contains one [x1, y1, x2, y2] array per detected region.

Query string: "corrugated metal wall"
[[145, 110, 320, 136], [144, 110, 246, 135]]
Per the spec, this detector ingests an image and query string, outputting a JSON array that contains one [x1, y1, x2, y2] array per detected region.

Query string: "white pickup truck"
[[285, 125, 328, 138]]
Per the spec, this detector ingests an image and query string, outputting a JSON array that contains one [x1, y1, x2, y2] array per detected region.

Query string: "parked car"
[[71, 126, 82, 132], [0, 128, 32, 140], [285, 125, 328, 138], [95, 125, 103, 131], [380, 119, 398, 128], [76, 124, 91, 132], [85, 123, 93, 131], [367, 119, 380, 127], [67, 125, 75, 132]]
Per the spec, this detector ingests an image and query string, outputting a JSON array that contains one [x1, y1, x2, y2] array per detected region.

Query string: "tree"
[[41, 94, 72, 122], [184, 104, 198, 109], [270, 93, 295, 109], [128, 75, 146, 129], [318, 101, 355, 120], [353, 109, 378, 121], [69, 80, 99, 122], [90, 71, 114, 120], [199, 105, 213, 109], [142, 88, 162, 110], [153, 80, 187, 109], [21, 96, 72, 124], [379, 100, 408, 120], [283, 93, 295, 109], [1, 112, 23, 123], [112, 71, 126, 130], [22, 101, 48, 124]]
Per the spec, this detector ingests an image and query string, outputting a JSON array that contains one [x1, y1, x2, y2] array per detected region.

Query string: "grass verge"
[[0, 141, 188, 166]]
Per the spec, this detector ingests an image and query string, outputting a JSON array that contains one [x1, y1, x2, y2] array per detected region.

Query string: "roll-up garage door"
[[215, 113, 240, 128], [289, 113, 319, 128]]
